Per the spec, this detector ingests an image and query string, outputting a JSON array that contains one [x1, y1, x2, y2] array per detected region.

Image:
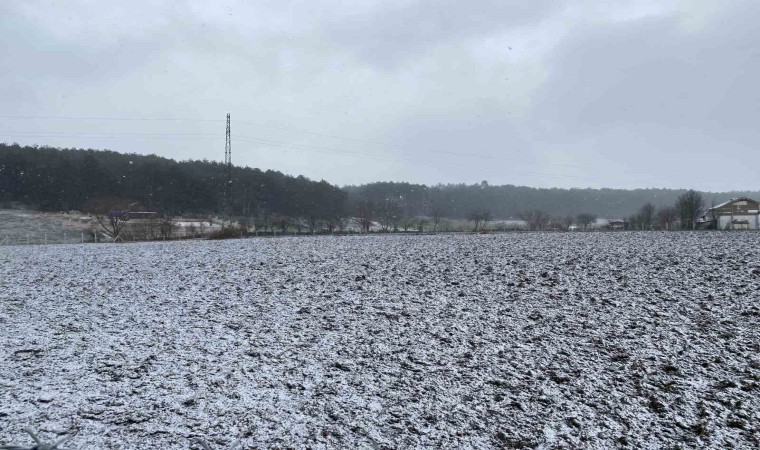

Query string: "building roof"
[[708, 197, 759, 210]]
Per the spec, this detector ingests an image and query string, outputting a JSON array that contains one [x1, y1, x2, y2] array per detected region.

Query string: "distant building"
[[699, 197, 760, 230], [608, 219, 625, 230]]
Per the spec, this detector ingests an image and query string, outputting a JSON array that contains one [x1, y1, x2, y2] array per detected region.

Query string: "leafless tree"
[[401, 215, 415, 232], [255, 210, 271, 235], [656, 206, 677, 230], [397, 196, 410, 232], [272, 215, 290, 233], [675, 190, 704, 230], [83, 197, 138, 242], [429, 203, 445, 232], [414, 216, 429, 232], [293, 218, 305, 234], [576, 213, 597, 230], [704, 199, 719, 229], [336, 217, 347, 233], [306, 215, 320, 234], [636, 203, 655, 230], [159, 217, 174, 239], [468, 209, 492, 232], [355, 199, 374, 233], [520, 209, 550, 231], [376, 199, 392, 232]]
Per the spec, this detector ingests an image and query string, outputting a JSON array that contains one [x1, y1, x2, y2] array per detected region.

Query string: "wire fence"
[[0, 223, 235, 246], [0, 232, 98, 246], [0, 429, 242, 450]]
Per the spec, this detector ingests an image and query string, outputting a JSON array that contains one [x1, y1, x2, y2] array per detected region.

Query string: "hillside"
[[2, 144, 758, 220], [0, 143, 346, 222], [345, 182, 760, 220]]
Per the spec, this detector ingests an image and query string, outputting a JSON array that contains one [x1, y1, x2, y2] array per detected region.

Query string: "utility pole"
[[223, 113, 232, 226]]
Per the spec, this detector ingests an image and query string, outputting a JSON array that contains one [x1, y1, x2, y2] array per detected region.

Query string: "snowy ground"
[[0, 232, 758, 449], [0, 209, 91, 245]]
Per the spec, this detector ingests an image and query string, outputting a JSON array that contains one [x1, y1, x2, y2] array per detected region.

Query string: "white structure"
[[700, 197, 760, 230]]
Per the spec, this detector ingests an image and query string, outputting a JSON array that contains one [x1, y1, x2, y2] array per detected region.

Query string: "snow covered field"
[[0, 209, 91, 245], [1, 233, 758, 449]]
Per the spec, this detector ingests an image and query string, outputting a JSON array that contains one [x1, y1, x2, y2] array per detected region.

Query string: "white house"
[[699, 197, 760, 230]]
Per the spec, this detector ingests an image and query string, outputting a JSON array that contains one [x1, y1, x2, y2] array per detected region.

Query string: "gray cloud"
[[1, 1, 758, 190], [533, 4, 760, 134], [526, 0, 760, 189], [322, 0, 557, 69]]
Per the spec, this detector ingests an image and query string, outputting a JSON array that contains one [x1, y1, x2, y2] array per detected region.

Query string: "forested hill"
[[2, 144, 758, 220], [0, 143, 346, 219], [345, 182, 760, 219]]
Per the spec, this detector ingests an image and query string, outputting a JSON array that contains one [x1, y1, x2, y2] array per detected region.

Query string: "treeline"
[[345, 181, 760, 220], [3, 144, 759, 231], [626, 190, 708, 231], [0, 143, 347, 223]]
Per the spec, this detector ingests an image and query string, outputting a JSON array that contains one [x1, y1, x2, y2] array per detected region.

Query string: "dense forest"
[[345, 182, 760, 220], [2, 144, 759, 223], [0, 143, 346, 222]]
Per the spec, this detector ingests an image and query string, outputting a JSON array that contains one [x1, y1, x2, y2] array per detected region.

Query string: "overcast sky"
[[2, 0, 758, 190]]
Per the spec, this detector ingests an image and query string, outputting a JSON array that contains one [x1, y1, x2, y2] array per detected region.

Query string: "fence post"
[[81, 232, 84, 244], [64, 232, 67, 244], [27, 234, 29, 245], [44, 233, 47, 245]]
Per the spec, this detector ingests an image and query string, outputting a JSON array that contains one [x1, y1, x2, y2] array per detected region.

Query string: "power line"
[[0, 113, 581, 169], [0, 114, 218, 122], [232, 119, 582, 169], [223, 113, 232, 220], [0, 129, 622, 184], [0, 115, 663, 186], [233, 135, 605, 183]]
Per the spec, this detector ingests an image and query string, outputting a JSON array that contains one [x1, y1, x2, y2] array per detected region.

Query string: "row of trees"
[[344, 181, 759, 220], [0, 144, 745, 236], [628, 190, 705, 230]]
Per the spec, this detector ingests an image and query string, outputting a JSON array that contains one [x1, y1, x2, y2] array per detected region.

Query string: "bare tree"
[[401, 214, 415, 232], [636, 203, 655, 230], [272, 214, 290, 233], [675, 190, 704, 230], [306, 215, 320, 235], [293, 218, 305, 234], [467, 209, 490, 232], [397, 196, 410, 232], [704, 199, 719, 230], [414, 216, 429, 233], [429, 203, 445, 232], [355, 199, 374, 233], [576, 213, 597, 230], [159, 217, 174, 240], [255, 209, 271, 235], [376, 198, 393, 232], [520, 209, 550, 231], [656, 206, 677, 230], [336, 217, 347, 233], [83, 197, 138, 242], [237, 217, 251, 236], [480, 209, 493, 231]]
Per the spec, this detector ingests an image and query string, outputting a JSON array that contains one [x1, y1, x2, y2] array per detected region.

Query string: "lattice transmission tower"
[[223, 113, 232, 222]]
